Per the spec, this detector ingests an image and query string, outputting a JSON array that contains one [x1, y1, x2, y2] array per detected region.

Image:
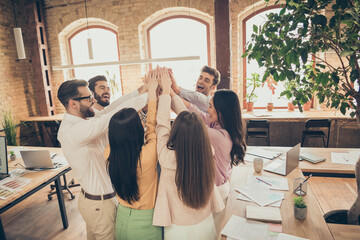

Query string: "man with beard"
[[88, 75, 111, 112], [57, 79, 147, 240], [170, 65, 220, 112]]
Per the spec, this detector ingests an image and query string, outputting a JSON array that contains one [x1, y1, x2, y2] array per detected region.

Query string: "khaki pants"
[[213, 181, 230, 239], [78, 193, 118, 240]]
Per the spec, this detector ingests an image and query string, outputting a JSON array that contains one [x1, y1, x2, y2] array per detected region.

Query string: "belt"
[[81, 189, 116, 200]]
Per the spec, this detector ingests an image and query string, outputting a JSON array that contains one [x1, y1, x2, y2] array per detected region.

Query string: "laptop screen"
[[0, 136, 9, 175]]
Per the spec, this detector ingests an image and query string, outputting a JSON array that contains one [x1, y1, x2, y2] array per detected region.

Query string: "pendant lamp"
[[12, 0, 26, 59]]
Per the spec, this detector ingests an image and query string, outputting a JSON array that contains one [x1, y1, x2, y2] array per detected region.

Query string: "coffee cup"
[[253, 158, 263, 173]]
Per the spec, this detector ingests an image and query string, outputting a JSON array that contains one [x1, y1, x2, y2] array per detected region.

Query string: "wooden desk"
[[328, 223, 360, 240], [221, 166, 333, 239], [247, 146, 357, 175], [0, 147, 70, 240]]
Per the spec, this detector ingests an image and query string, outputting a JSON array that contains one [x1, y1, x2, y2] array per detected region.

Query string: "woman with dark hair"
[[153, 68, 224, 240], [107, 70, 161, 240]]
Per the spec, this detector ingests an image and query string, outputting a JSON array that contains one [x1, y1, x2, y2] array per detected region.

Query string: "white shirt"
[[179, 87, 211, 112], [58, 90, 148, 195]]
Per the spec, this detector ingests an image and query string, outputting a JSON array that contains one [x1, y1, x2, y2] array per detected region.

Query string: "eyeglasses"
[[72, 94, 94, 102]]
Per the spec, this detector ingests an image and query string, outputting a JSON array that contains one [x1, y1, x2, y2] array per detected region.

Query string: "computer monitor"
[[0, 136, 9, 179]]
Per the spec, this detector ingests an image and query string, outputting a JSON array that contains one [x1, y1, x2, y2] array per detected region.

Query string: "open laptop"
[[20, 150, 61, 170], [264, 143, 301, 176], [0, 136, 10, 180]]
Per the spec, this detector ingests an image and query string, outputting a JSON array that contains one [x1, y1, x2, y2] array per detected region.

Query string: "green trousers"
[[115, 204, 162, 240]]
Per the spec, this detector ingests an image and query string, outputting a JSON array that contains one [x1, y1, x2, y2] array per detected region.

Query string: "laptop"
[[0, 136, 10, 180], [264, 143, 301, 176], [20, 150, 61, 170]]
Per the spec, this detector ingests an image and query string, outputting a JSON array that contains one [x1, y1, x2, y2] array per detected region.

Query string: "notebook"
[[20, 150, 62, 170], [300, 152, 326, 164], [246, 205, 282, 223], [264, 143, 300, 176]]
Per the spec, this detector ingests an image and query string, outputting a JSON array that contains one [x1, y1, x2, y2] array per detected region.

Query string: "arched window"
[[243, 6, 287, 109], [147, 16, 210, 90], [69, 26, 122, 98]]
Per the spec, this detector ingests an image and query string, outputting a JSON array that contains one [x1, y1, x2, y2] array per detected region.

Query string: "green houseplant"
[[246, 72, 262, 111], [9, 150, 16, 161], [1, 110, 18, 146], [294, 196, 307, 220], [262, 75, 277, 111], [244, 0, 360, 126]]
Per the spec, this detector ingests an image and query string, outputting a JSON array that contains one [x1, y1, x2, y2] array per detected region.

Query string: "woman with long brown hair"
[[153, 68, 224, 240]]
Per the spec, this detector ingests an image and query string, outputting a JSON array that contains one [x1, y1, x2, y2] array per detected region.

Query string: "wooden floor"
[[1, 176, 357, 239], [1, 185, 86, 240]]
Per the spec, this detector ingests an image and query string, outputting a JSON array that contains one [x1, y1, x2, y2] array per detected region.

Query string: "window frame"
[[67, 25, 123, 93]]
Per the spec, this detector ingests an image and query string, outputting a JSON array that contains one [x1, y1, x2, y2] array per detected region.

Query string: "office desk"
[[221, 166, 333, 239], [0, 147, 70, 240], [247, 146, 357, 175]]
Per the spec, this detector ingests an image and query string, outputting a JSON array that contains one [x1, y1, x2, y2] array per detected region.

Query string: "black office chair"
[[246, 120, 270, 146], [48, 174, 80, 200], [301, 119, 331, 148]]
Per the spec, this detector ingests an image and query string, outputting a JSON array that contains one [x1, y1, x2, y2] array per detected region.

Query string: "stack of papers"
[[0, 176, 32, 199], [246, 175, 289, 191], [244, 154, 271, 165], [331, 151, 360, 165], [246, 205, 282, 223], [247, 149, 282, 160], [222, 215, 309, 240], [300, 152, 326, 164], [236, 183, 284, 207]]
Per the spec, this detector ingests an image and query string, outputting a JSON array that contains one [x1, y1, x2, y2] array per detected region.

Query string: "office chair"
[[323, 157, 360, 225], [48, 174, 80, 200], [246, 120, 270, 146], [301, 119, 331, 148], [43, 120, 61, 147]]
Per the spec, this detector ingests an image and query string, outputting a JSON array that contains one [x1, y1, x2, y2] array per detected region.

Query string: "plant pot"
[[10, 155, 16, 161], [288, 102, 295, 111], [303, 101, 311, 111], [294, 206, 307, 220], [247, 102, 254, 111], [266, 103, 274, 111]]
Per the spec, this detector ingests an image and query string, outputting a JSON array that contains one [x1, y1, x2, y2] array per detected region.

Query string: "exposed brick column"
[[25, 0, 55, 116], [215, 0, 231, 89]]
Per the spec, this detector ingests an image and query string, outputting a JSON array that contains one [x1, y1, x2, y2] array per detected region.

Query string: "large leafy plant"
[[246, 72, 262, 102], [1, 111, 18, 146], [243, 0, 360, 126]]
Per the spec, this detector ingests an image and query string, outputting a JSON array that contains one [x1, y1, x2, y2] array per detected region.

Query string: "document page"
[[236, 183, 284, 207], [331, 151, 360, 165], [247, 149, 282, 160], [247, 175, 289, 191], [221, 215, 269, 240]]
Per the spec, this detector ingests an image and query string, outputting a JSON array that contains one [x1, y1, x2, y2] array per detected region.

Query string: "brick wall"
[[0, 0, 39, 123]]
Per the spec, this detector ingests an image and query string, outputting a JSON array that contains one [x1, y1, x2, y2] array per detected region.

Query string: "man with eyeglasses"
[[57, 79, 147, 240], [88, 75, 111, 112]]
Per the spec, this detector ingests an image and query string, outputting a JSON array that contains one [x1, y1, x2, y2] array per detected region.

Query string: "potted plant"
[[282, 81, 300, 111], [9, 150, 16, 161], [246, 73, 262, 111], [294, 196, 307, 220], [1, 110, 18, 146], [262, 75, 277, 111]]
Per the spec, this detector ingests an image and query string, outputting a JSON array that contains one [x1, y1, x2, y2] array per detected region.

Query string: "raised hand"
[[160, 67, 171, 94], [168, 68, 180, 95], [147, 69, 158, 92]]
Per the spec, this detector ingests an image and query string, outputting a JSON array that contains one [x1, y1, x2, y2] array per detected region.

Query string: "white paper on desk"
[[237, 192, 282, 207], [9, 169, 29, 177], [50, 153, 68, 165], [331, 151, 360, 165], [247, 175, 289, 191], [244, 154, 271, 165], [247, 149, 282, 160], [276, 233, 309, 240], [236, 183, 284, 207], [221, 215, 269, 240]]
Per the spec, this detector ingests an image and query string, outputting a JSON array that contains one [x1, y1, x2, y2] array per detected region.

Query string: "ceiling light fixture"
[[12, 0, 26, 59], [52, 56, 200, 70]]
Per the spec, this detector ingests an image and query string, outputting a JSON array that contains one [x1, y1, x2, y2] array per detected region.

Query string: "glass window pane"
[[70, 28, 122, 99], [149, 18, 208, 90]]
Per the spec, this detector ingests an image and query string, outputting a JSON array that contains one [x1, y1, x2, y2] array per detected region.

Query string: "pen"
[[302, 174, 312, 184], [256, 177, 272, 186]]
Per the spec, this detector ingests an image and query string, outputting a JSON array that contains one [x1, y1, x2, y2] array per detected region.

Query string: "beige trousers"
[[78, 193, 118, 240], [213, 181, 230, 239]]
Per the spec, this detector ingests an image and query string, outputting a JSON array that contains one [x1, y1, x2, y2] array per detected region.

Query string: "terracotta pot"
[[303, 101, 312, 111], [266, 102, 274, 111], [247, 102, 254, 111], [294, 206, 307, 220], [288, 102, 295, 111]]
